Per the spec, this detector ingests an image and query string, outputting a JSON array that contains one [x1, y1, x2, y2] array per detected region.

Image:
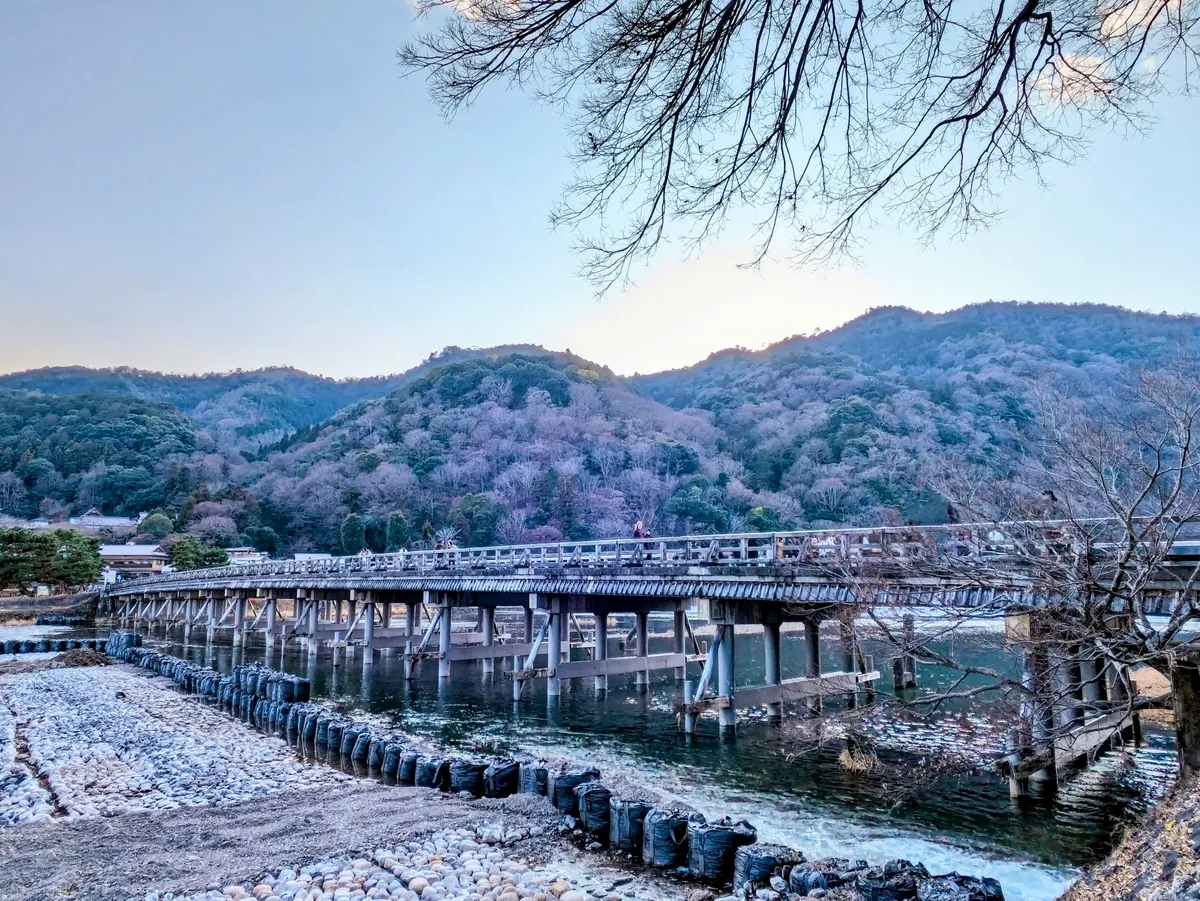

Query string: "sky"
[[1, 1, 1198, 379]]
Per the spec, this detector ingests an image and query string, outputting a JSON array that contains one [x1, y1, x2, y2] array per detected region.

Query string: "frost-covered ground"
[[0, 666, 346, 821]]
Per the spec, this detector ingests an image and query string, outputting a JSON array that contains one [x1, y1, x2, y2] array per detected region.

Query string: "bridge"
[[106, 521, 1191, 792]]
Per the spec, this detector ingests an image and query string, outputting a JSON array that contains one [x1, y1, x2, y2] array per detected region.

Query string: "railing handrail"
[[104, 516, 1196, 590]]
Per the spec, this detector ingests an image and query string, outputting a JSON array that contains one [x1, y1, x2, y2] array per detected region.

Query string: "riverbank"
[[0, 662, 677, 901], [1061, 770, 1200, 901]]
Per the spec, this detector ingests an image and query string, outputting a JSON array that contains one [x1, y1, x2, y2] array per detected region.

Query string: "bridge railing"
[[119, 520, 1106, 589]]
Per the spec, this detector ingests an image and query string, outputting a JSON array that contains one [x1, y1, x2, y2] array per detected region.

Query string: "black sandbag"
[[547, 766, 600, 815], [293, 678, 311, 703], [275, 702, 292, 735], [327, 720, 347, 754], [416, 756, 450, 790], [733, 843, 804, 891], [398, 750, 421, 784], [789, 858, 870, 895], [609, 796, 653, 857], [351, 730, 372, 763], [484, 759, 521, 798], [368, 736, 388, 770], [449, 758, 488, 796], [519, 761, 549, 796], [688, 817, 757, 883], [576, 783, 612, 842], [917, 874, 1004, 901], [643, 809, 700, 869], [382, 741, 405, 778], [314, 714, 333, 746], [857, 860, 932, 901], [302, 710, 320, 742], [341, 725, 365, 757], [286, 705, 304, 734]]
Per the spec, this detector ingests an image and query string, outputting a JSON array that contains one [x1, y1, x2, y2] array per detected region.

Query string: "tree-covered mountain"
[[1, 302, 1196, 554]]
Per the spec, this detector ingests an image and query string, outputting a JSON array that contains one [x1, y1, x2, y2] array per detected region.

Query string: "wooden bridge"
[[105, 521, 1193, 791]]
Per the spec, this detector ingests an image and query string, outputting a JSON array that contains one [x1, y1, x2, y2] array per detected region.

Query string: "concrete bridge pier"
[[481, 606, 495, 676], [673, 604, 687, 681], [635, 612, 649, 687], [804, 619, 822, 717], [717, 623, 736, 731], [363, 594, 376, 661], [594, 612, 608, 691], [892, 614, 918, 691], [547, 597, 562, 697], [764, 619, 782, 724], [306, 594, 319, 657], [438, 593, 453, 681], [264, 593, 277, 649], [232, 592, 246, 647]]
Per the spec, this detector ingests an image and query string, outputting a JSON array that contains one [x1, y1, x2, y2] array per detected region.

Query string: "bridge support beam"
[[840, 619, 858, 709], [363, 596, 376, 660], [673, 605, 686, 681], [764, 621, 782, 724], [307, 596, 319, 657], [546, 599, 562, 697], [892, 614, 917, 691], [438, 594, 452, 681], [265, 594, 277, 649], [717, 623, 736, 731], [481, 606, 495, 676], [804, 619, 822, 716], [232, 593, 246, 647], [635, 612, 649, 687], [594, 612, 608, 691]]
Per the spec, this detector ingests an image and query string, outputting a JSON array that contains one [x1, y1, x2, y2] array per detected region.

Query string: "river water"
[[15, 618, 1177, 901]]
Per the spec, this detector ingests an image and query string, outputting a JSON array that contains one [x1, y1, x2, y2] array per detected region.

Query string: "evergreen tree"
[[386, 511, 409, 551], [340, 513, 366, 554]]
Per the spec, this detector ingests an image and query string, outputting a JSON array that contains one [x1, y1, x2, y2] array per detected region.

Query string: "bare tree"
[[401, 0, 1198, 290]]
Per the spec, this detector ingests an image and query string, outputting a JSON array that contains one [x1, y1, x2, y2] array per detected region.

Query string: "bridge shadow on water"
[[139, 621, 1175, 901]]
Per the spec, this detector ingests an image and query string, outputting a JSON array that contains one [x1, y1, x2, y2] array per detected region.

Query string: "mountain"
[[1, 302, 1196, 553]]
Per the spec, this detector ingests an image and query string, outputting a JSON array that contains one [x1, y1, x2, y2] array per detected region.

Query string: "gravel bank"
[[0, 666, 347, 820], [0, 782, 582, 901]]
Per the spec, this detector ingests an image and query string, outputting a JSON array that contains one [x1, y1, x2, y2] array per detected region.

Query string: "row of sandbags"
[[106, 630, 143, 654], [102, 639, 1003, 901], [35, 615, 92, 626], [1, 637, 105, 655]]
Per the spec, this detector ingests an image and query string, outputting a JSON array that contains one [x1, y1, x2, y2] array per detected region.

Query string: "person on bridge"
[[632, 520, 649, 539]]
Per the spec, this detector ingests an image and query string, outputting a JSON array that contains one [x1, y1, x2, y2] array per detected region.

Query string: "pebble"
[[124, 824, 632, 901], [0, 668, 347, 820]]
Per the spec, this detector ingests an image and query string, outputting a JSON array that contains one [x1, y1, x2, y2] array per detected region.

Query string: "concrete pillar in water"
[[594, 612, 608, 692], [265, 595, 277, 648], [404, 601, 417, 680], [673, 605, 686, 681], [717, 624, 736, 730], [1079, 652, 1107, 711], [764, 621, 782, 724], [482, 606, 495, 676], [363, 598, 376, 661], [547, 598, 562, 697], [335, 598, 344, 627], [683, 679, 696, 734], [839, 619, 858, 709], [635, 612, 649, 687], [892, 614, 917, 691], [804, 619, 822, 716], [524, 604, 535, 642], [1175, 654, 1200, 777], [560, 605, 571, 663], [307, 598, 319, 657], [438, 594, 453, 681], [232, 594, 246, 647]]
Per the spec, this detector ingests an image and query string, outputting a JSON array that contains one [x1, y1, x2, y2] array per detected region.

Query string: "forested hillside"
[[1, 302, 1195, 555]]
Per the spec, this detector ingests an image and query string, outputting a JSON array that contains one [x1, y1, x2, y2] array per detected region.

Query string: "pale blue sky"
[[1, 1, 1197, 377]]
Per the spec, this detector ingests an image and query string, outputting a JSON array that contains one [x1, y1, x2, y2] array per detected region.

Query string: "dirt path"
[[0, 783, 561, 901]]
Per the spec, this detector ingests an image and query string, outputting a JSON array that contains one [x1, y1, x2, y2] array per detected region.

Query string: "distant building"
[[100, 543, 168, 581], [69, 509, 146, 534], [227, 546, 270, 565]]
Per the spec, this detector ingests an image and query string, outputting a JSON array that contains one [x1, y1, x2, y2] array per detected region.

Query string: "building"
[[69, 509, 145, 535], [100, 544, 168, 582], [226, 546, 270, 565]]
